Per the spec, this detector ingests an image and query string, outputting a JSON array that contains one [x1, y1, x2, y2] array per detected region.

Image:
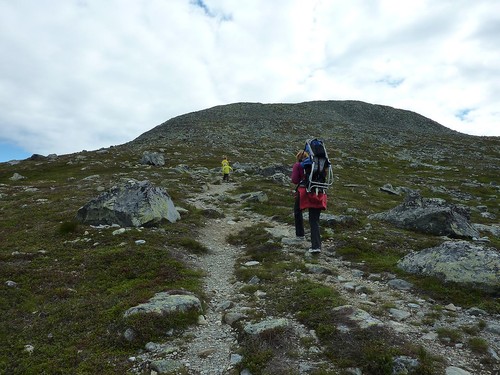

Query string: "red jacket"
[[291, 162, 304, 185]]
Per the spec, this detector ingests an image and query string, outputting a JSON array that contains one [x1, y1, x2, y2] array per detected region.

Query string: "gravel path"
[[176, 182, 251, 374]]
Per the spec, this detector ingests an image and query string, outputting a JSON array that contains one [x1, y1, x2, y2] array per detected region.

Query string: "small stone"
[[421, 332, 438, 340], [389, 308, 411, 321], [467, 307, 487, 316], [24, 345, 34, 354], [197, 315, 208, 325], [5, 280, 17, 288], [112, 228, 126, 235], [230, 353, 243, 365], [123, 328, 136, 342], [445, 303, 458, 311], [244, 261, 260, 267], [135, 239, 146, 245], [254, 290, 267, 298], [247, 275, 260, 285], [388, 278, 413, 290], [198, 348, 216, 358]]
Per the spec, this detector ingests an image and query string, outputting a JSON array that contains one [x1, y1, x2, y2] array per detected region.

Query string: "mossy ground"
[[1, 125, 498, 373]]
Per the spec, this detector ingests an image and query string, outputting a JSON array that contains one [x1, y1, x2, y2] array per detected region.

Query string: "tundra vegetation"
[[1, 101, 498, 374]]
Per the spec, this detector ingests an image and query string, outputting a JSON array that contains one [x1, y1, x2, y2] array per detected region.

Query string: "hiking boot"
[[308, 248, 321, 254]]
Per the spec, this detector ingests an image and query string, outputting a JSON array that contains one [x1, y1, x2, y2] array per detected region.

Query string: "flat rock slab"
[[243, 318, 290, 335], [124, 293, 201, 318], [398, 241, 499, 291]]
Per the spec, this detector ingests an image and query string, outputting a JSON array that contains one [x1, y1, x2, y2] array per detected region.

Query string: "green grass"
[[1, 118, 499, 374], [0, 151, 208, 373]]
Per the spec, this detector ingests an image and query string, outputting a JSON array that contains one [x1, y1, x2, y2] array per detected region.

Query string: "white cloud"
[[0, 0, 498, 158]]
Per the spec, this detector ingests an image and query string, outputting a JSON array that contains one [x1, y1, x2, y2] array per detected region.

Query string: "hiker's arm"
[[291, 163, 302, 184]]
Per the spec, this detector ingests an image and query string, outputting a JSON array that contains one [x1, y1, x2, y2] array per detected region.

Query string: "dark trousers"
[[294, 196, 305, 237], [294, 195, 322, 250], [308, 208, 321, 250]]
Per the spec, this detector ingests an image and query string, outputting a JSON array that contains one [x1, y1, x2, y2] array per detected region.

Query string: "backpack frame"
[[301, 139, 333, 193]]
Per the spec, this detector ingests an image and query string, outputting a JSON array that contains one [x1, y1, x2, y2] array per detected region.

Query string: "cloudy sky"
[[1, 0, 499, 161]]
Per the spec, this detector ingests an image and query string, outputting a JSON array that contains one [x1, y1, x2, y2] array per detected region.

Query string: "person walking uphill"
[[221, 156, 233, 182], [291, 141, 331, 254]]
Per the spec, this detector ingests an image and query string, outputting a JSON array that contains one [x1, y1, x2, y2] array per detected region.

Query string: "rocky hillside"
[[0, 100, 499, 374]]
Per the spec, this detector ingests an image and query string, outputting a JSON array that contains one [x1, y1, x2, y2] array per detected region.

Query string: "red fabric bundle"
[[298, 186, 327, 210]]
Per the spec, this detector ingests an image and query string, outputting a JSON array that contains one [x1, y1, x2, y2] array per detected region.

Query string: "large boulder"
[[368, 192, 479, 238], [398, 241, 500, 291], [141, 151, 165, 166], [75, 179, 180, 227]]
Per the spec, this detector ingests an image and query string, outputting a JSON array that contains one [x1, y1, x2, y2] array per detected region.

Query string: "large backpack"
[[300, 139, 333, 193]]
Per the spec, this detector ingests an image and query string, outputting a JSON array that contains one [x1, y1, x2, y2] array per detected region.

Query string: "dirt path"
[[176, 182, 253, 374]]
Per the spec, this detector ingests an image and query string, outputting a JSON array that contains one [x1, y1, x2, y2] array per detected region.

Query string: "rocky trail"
[[132, 180, 499, 375]]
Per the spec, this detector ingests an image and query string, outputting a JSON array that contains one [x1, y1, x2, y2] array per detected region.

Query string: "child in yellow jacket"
[[222, 157, 233, 182]]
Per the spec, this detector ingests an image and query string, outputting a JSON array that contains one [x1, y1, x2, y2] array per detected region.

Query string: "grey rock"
[[150, 359, 184, 374], [5, 280, 17, 287], [392, 355, 419, 374], [486, 323, 500, 335], [321, 213, 359, 227], [10, 173, 26, 181], [368, 191, 479, 238], [474, 223, 500, 238], [216, 301, 233, 312], [75, 179, 180, 227], [305, 263, 331, 274], [123, 328, 136, 342], [380, 183, 400, 195], [488, 347, 499, 361], [397, 241, 499, 291], [389, 308, 411, 321], [467, 307, 487, 316], [343, 282, 358, 292], [259, 164, 289, 177], [239, 191, 268, 203], [388, 279, 414, 291], [247, 275, 260, 285], [445, 366, 472, 375], [230, 353, 243, 365], [332, 305, 383, 329], [244, 318, 289, 335], [269, 172, 289, 185], [224, 312, 247, 326], [123, 292, 201, 318], [141, 151, 165, 166]]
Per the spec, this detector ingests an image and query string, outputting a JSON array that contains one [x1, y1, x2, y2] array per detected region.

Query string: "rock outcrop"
[[368, 191, 479, 238], [398, 241, 500, 291], [140, 151, 165, 166], [75, 179, 180, 227]]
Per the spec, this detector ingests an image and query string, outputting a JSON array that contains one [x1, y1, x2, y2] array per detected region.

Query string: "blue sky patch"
[[0, 141, 31, 162], [455, 108, 474, 121]]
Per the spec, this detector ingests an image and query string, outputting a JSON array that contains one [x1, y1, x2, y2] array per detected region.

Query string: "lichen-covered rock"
[[398, 241, 499, 291], [75, 179, 180, 227], [332, 305, 383, 329], [140, 151, 165, 166], [368, 191, 479, 238], [243, 318, 289, 335], [123, 292, 201, 318]]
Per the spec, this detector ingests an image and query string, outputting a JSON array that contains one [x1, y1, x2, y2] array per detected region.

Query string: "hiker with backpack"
[[291, 139, 333, 254]]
